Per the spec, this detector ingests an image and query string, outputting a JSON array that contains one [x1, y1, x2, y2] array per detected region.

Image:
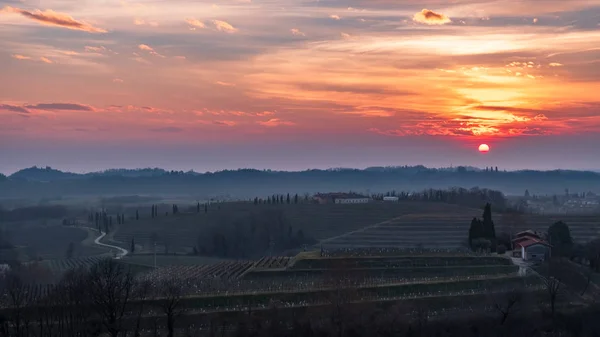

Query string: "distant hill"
[[9, 166, 80, 182], [0, 166, 599, 198]]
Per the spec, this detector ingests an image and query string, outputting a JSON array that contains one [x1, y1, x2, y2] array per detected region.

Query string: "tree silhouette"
[[468, 217, 482, 248], [87, 259, 135, 337], [136, 210, 139, 220], [482, 203, 496, 241], [548, 221, 573, 257], [130, 238, 135, 254]]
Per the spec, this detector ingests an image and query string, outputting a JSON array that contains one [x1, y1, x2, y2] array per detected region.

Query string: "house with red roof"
[[511, 230, 551, 261]]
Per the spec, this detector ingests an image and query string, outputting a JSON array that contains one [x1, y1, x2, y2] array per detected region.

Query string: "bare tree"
[[492, 291, 522, 325], [88, 258, 135, 337], [0, 266, 45, 337], [57, 267, 94, 337], [132, 280, 153, 337], [0, 272, 28, 337], [153, 277, 186, 337], [542, 275, 561, 317]]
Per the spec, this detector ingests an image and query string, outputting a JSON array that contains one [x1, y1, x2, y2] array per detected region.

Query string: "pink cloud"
[[214, 120, 237, 126], [258, 118, 295, 127], [2, 6, 107, 33]]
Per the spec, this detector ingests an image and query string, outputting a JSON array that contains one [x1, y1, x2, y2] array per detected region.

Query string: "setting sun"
[[478, 144, 490, 153]]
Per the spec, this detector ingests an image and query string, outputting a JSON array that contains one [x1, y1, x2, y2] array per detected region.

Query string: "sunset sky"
[[1, 0, 599, 174]]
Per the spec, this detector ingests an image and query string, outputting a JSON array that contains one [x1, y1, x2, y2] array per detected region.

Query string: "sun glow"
[[478, 144, 490, 153]]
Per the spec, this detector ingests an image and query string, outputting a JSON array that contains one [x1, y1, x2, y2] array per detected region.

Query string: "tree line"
[[0, 205, 68, 223], [373, 187, 508, 211], [195, 209, 315, 258]]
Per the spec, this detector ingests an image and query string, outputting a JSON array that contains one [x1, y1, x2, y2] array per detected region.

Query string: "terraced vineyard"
[[108, 202, 481, 253], [141, 261, 254, 283], [40, 256, 107, 273], [253, 256, 292, 269], [129, 252, 559, 319], [321, 212, 600, 250]]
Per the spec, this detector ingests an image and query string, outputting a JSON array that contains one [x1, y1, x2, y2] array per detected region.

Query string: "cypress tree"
[[286, 193, 290, 204], [468, 217, 481, 248], [131, 238, 135, 254], [482, 203, 495, 240], [136, 210, 139, 220]]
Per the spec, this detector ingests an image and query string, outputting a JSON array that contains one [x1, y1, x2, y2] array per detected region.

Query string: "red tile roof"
[[515, 230, 541, 238], [514, 238, 552, 248]]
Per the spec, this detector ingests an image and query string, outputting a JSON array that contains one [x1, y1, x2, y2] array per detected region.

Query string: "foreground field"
[[4, 249, 585, 337]]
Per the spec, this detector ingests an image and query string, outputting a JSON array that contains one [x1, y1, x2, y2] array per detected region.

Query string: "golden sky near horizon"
[[1, 0, 599, 155]]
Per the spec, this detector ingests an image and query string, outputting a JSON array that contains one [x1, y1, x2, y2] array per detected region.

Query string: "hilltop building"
[[314, 192, 370, 204]]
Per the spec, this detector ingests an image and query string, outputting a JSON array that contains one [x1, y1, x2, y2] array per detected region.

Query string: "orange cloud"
[[185, 18, 205, 30], [138, 44, 153, 51], [216, 81, 235, 87], [258, 118, 295, 127], [40, 56, 53, 64], [412, 9, 451, 25], [211, 19, 237, 33], [12, 54, 31, 60], [329, 14, 341, 20], [1, 6, 107, 33], [138, 44, 164, 57]]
